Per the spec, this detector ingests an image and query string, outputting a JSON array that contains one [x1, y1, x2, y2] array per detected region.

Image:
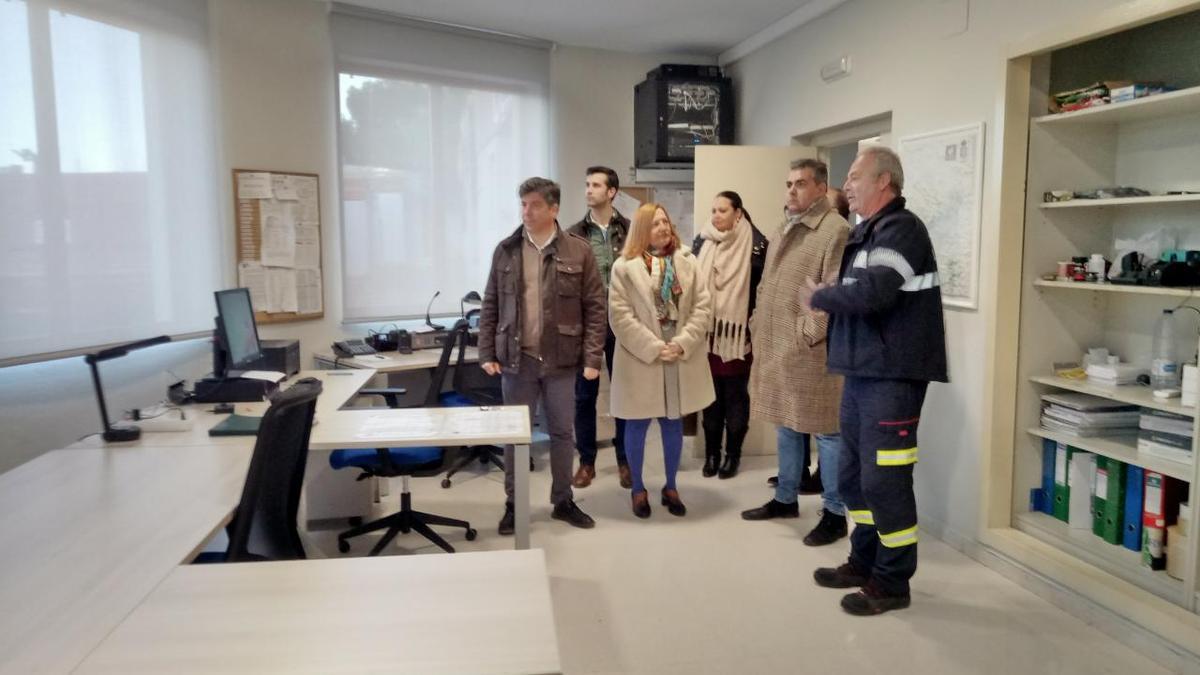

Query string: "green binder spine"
[[1092, 457, 1109, 538], [1101, 460, 1126, 544], [1052, 443, 1071, 522]]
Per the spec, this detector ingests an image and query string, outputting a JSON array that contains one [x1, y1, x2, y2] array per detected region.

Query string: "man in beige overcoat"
[[741, 159, 851, 547]]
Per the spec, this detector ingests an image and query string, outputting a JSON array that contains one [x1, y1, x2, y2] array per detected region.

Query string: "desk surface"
[[0, 445, 252, 675], [64, 370, 530, 453], [75, 550, 561, 675], [309, 406, 531, 450], [66, 370, 375, 450], [4, 369, 534, 674], [314, 346, 479, 373]]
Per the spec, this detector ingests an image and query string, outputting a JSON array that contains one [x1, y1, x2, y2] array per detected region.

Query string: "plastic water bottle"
[[1151, 309, 1179, 389]]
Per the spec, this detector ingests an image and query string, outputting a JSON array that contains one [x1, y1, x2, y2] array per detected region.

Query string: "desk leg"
[[514, 442, 530, 550]]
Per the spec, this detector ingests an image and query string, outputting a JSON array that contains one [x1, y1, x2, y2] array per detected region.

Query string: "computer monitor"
[[214, 288, 262, 376]]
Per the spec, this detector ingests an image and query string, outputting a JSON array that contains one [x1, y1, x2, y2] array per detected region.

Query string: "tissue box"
[[1110, 82, 1166, 103]]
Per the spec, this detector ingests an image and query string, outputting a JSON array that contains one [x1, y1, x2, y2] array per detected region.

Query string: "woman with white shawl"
[[692, 191, 768, 479]]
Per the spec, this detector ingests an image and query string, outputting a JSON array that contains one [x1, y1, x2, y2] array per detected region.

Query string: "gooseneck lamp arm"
[[84, 335, 171, 442]]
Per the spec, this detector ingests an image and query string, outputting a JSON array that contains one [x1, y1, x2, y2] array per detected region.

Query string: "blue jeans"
[[775, 426, 845, 515]]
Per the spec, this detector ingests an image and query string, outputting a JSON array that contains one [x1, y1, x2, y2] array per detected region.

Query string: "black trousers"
[[838, 376, 928, 595], [701, 371, 750, 458], [575, 326, 627, 467]]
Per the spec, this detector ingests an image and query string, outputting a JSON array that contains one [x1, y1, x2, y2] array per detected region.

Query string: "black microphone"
[[425, 290, 444, 330]]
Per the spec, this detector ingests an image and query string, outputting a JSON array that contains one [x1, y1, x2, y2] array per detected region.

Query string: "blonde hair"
[[622, 203, 680, 259]]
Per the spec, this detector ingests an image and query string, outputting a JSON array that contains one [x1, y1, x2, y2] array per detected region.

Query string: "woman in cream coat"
[[609, 203, 715, 518]]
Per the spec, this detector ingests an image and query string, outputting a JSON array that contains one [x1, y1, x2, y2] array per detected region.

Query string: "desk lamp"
[[461, 290, 482, 318], [85, 335, 171, 442]]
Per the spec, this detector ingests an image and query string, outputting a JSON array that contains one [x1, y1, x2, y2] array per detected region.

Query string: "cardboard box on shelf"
[[1165, 524, 1187, 580]]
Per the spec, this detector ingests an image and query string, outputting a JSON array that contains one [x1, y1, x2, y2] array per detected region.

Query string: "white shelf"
[[1040, 194, 1200, 209], [1026, 428, 1192, 482], [1032, 279, 1200, 298], [1034, 85, 1200, 126], [1014, 512, 1184, 604], [1030, 374, 1197, 417]]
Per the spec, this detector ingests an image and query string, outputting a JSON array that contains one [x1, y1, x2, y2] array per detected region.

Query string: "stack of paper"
[[1137, 408, 1194, 464], [1040, 392, 1140, 437], [1085, 362, 1145, 386]]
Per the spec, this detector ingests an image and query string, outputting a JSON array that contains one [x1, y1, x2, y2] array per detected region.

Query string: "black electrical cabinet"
[[635, 64, 733, 167]]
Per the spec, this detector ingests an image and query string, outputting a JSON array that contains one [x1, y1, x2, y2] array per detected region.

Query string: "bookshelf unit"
[[987, 3, 1200, 662], [1016, 72, 1200, 611]]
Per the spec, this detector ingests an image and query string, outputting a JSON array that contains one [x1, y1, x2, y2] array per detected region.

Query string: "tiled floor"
[[306, 439, 1172, 675]]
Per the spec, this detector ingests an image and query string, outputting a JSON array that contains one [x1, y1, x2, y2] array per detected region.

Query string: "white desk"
[[0, 370, 533, 674], [64, 370, 377, 450], [64, 370, 532, 542], [0, 445, 251, 675], [314, 346, 479, 374], [74, 550, 561, 675]]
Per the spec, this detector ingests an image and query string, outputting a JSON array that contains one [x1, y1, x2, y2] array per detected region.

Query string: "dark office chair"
[[329, 443, 477, 555], [328, 326, 479, 555], [222, 377, 323, 562], [439, 317, 506, 488]]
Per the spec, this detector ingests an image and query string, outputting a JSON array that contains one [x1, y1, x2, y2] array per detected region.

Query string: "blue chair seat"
[[437, 391, 474, 407], [329, 446, 442, 471]]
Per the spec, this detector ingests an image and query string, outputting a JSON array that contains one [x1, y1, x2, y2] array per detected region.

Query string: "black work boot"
[[702, 451, 721, 478], [717, 452, 740, 479], [799, 466, 822, 495], [740, 499, 799, 520], [814, 560, 870, 589], [552, 499, 596, 529], [770, 467, 819, 492], [803, 509, 848, 546], [841, 579, 911, 616], [497, 502, 515, 536]]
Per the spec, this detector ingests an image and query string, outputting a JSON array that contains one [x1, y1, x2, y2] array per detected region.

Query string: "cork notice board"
[[232, 169, 324, 324]]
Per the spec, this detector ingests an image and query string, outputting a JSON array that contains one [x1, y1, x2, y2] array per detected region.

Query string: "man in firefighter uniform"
[[803, 145, 948, 615]]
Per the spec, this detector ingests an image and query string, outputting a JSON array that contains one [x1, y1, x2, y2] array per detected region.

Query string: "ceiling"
[[337, 0, 838, 57]]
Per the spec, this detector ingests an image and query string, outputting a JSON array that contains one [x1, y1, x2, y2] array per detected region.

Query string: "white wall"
[[725, 0, 1131, 545], [550, 46, 715, 221], [208, 0, 351, 360]]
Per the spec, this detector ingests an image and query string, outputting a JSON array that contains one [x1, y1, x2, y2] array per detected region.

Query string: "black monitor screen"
[[215, 288, 262, 371]]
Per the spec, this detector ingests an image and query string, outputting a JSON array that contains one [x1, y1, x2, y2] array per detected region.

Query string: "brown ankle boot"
[[572, 464, 595, 488], [661, 488, 687, 517], [631, 490, 651, 519]]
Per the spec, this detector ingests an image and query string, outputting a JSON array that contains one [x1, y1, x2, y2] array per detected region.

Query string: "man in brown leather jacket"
[[479, 177, 607, 535]]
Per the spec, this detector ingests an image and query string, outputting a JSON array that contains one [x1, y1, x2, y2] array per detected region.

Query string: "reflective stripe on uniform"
[[841, 277, 858, 285], [865, 247, 915, 282], [876, 447, 919, 466], [851, 247, 938, 292], [879, 525, 918, 548], [848, 509, 875, 525], [900, 271, 940, 292]]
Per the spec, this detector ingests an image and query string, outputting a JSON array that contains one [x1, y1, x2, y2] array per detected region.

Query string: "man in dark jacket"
[[803, 146, 948, 616], [479, 177, 607, 535], [565, 166, 631, 489]]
